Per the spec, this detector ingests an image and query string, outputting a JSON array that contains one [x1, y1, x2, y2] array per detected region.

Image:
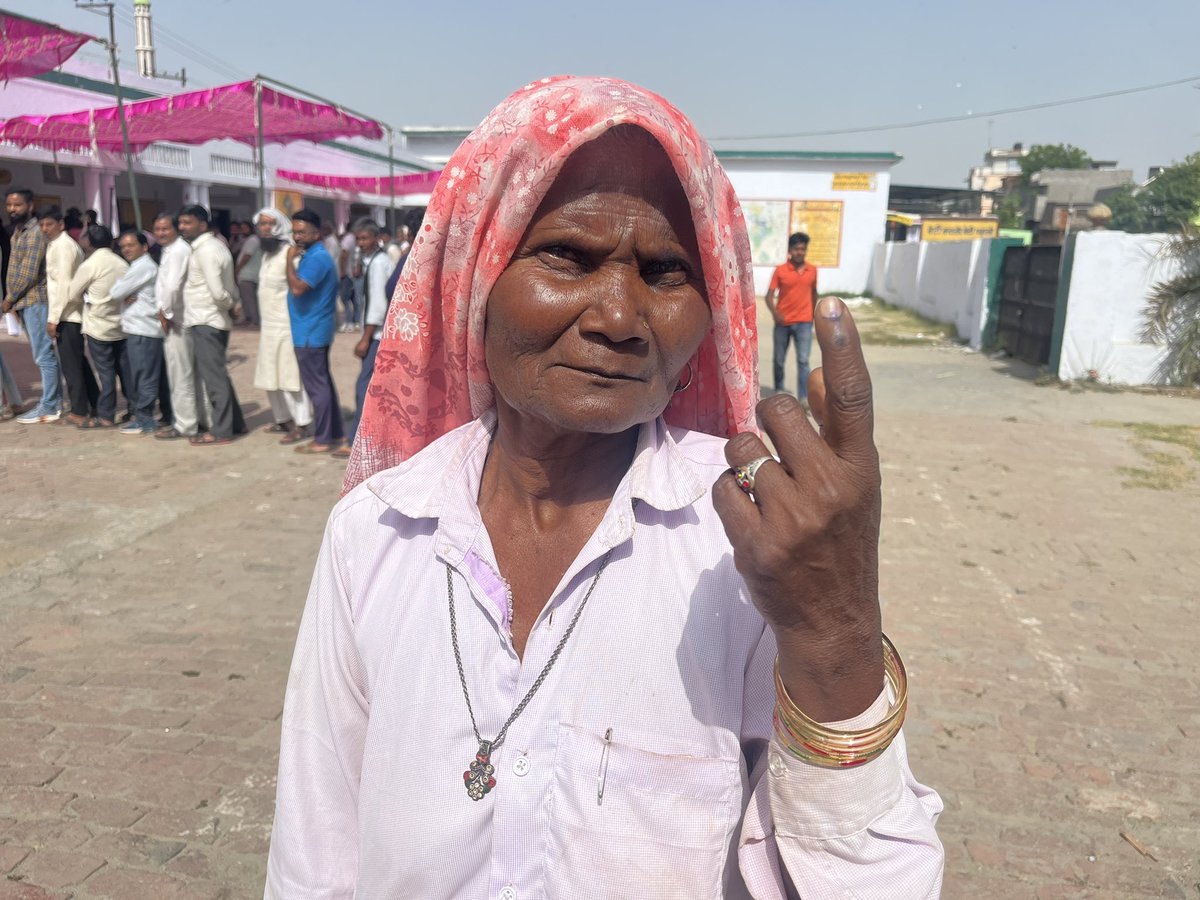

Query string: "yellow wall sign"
[[832, 172, 875, 191], [922, 217, 999, 242], [789, 200, 843, 268]]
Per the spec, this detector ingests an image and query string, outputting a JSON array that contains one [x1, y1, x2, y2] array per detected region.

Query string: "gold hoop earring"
[[674, 362, 693, 393]]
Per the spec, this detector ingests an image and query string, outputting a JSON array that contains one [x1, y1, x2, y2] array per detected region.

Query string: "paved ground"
[[1, 308, 1197, 899]]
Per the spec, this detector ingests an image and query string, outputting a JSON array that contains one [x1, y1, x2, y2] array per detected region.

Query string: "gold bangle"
[[773, 634, 908, 768]]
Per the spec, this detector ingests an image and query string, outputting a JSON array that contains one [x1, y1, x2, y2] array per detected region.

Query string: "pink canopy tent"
[[276, 168, 440, 197], [0, 79, 383, 153], [0, 11, 91, 82]]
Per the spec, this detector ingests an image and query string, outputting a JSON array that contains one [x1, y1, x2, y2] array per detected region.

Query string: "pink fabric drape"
[[276, 169, 441, 196], [0, 80, 383, 152], [0, 14, 89, 82], [343, 75, 760, 493]]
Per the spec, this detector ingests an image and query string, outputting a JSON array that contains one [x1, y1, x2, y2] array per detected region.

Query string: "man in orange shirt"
[[764, 231, 818, 401]]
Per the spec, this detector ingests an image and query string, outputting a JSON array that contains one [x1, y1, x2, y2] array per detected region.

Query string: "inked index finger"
[[812, 296, 876, 463]]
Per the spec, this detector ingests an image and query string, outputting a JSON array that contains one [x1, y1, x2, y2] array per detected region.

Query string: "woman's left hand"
[[713, 296, 884, 722]]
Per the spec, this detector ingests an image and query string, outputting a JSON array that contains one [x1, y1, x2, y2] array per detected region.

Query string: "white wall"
[[721, 158, 893, 295], [866, 238, 994, 348], [1057, 231, 1173, 384]]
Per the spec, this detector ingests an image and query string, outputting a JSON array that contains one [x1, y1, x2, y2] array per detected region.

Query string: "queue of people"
[[0, 186, 406, 456]]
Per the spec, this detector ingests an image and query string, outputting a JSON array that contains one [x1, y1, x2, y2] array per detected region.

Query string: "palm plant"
[[1143, 229, 1200, 385]]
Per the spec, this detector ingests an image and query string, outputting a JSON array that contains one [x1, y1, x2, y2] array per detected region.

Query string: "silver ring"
[[732, 456, 774, 496]]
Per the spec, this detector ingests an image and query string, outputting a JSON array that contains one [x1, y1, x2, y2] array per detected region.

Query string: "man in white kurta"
[[152, 213, 207, 440], [252, 208, 312, 442]]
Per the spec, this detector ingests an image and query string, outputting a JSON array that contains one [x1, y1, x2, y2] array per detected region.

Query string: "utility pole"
[[76, 1, 142, 232]]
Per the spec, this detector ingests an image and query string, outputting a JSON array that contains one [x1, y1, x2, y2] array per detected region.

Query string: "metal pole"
[[254, 73, 426, 186], [104, 5, 141, 231], [387, 128, 396, 232], [255, 79, 266, 209]]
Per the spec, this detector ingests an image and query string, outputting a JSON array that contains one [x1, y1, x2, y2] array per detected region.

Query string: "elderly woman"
[[252, 208, 314, 444], [266, 76, 943, 898]]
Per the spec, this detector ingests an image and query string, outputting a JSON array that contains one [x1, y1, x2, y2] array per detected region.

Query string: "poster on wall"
[[742, 200, 790, 267], [274, 190, 304, 217], [789, 200, 843, 268]]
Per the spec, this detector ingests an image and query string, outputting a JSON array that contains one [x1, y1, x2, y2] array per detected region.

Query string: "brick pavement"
[[1, 317, 1198, 898]]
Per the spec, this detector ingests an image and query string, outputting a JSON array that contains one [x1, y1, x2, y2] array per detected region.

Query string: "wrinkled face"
[[788, 241, 808, 265], [153, 217, 177, 245], [178, 214, 206, 242], [485, 127, 711, 435], [118, 233, 145, 262], [6, 194, 31, 224], [39, 217, 64, 240]]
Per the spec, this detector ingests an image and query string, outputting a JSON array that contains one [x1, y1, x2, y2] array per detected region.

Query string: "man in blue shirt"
[[285, 209, 345, 454]]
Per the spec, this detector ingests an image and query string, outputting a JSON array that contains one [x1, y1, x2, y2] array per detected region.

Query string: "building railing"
[[209, 154, 257, 181], [139, 143, 192, 170]]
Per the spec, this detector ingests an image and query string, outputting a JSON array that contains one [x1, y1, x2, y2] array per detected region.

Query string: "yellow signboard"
[[789, 200, 843, 268], [832, 172, 875, 191], [921, 217, 999, 242]]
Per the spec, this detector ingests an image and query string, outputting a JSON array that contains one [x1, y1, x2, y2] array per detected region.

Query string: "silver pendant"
[[463, 739, 496, 800]]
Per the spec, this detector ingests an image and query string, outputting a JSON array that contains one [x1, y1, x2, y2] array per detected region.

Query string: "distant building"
[[968, 143, 1029, 213], [1027, 164, 1132, 243], [889, 184, 990, 218], [397, 127, 473, 166]]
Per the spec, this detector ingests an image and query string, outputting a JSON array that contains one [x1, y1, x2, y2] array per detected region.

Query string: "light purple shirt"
[[266, 412, 944, 899]]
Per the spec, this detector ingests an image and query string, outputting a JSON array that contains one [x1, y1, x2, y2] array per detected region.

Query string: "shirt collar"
[[365, 410, 710, 530]]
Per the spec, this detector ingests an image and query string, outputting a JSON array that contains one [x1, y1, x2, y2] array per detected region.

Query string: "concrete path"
[[0, 314, 1196, 898]]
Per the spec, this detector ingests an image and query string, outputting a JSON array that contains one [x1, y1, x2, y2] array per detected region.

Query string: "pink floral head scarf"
[[344, 75, 758, 493]]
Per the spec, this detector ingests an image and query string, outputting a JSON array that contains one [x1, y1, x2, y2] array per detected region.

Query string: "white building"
[[0, 59, 432, 234], [968, 143, 1029, 215], [717, 150, 900, 295]]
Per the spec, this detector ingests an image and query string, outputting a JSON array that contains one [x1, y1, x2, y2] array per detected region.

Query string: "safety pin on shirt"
[[597, 727, 612, 806]]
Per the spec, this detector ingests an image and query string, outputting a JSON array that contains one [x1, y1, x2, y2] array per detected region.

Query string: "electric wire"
[[709, 74, 1200, 141]]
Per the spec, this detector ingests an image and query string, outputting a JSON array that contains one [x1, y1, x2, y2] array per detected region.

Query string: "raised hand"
[[713, 296, 884, 722]]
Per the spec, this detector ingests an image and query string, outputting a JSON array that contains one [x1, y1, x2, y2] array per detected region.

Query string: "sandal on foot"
[[279, 430, 310, 446], [263, 422, 293, 434], [78, 417, 115, 429], [294, 442, 333, 455], [330, 445, 352, 459], [189, 433, 233, 446]]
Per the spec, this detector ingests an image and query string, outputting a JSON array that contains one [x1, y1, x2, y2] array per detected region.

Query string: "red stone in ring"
[[733, 456, 774, 495]]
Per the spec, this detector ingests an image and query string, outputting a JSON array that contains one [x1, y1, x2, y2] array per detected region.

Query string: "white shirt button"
[[768, 750, 787, 778], [499, 886, 517, 900], [512, 755, 531, 777]]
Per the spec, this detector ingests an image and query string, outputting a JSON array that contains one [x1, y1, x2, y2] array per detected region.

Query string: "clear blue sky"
[[14, 0, 1200, 186]]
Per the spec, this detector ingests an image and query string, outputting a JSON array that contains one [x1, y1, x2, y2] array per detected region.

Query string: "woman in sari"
[[267, 75, 943, 899]]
